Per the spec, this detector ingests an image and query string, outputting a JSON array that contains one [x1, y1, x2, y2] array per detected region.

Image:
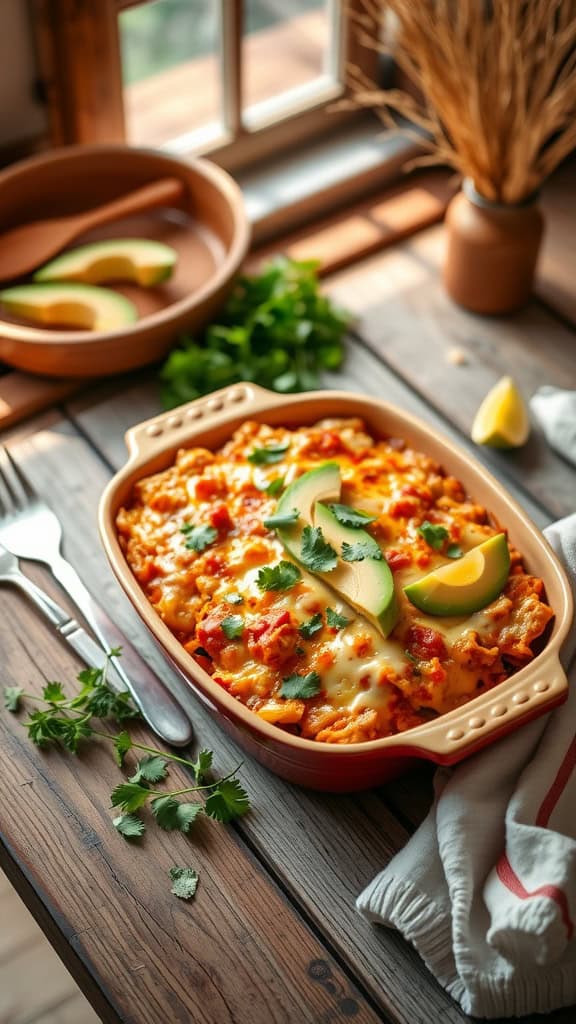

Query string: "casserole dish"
[[99, 384, 573, 791]]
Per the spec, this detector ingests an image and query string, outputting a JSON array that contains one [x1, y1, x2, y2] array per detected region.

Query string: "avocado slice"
[[404, 533, 510, 616], [314, 502, 398, 637], [34, 239, 177, 287], [0, 283, 137, 332], [275, 462, 341, 560]]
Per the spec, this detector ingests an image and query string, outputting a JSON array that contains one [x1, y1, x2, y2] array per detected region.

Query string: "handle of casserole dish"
[[125, 383, 288, 463], [405, 652, 568, 763]]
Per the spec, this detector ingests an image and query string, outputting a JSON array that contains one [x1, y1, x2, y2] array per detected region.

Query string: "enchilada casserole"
[[116, 418, 554, 744]]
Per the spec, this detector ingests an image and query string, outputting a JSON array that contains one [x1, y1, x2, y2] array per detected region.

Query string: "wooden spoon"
[[0, 177, 186, 283]]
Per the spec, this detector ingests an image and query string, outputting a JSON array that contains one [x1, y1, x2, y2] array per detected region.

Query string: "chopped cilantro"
[[263, 508, 300, 529], [221, 615, 244, 640], [418, 521, 449, 550], [257, 561, 302, 591], [300, 526, 338, 572], [224, 593, 244, 605], [298, 613, 323, 639], [181, 523, 218, 552], [328, 503, 377, 528], [326, 607, 351, 629], [447, 543, 463, 559], [280, 672, 322, 699], [170, 866, 199, 900], [341, 538, 382, 562], [4, 686, 24, 711], [247, 441, 290, 465]]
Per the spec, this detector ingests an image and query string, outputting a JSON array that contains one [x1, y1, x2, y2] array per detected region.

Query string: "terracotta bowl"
[[0, 145, 250, 377], [99, 384, 573, 791]]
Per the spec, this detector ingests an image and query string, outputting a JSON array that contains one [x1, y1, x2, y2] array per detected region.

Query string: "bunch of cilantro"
[[160, 257, 349, 408]]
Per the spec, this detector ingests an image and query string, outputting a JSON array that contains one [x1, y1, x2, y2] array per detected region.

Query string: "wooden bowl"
[[99, 384, 573, 791], [0, 145, 250, 377]]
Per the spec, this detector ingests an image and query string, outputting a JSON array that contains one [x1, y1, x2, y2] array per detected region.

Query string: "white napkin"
[[357, 513, 576, 1018], [530, 387, 576, 468]]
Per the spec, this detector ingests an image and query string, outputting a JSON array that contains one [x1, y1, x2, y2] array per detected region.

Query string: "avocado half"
[[0, 282, 137, 332], [34, 238, 177, 287], [404, 533, 510, 616], [274, 463, 398, 637]]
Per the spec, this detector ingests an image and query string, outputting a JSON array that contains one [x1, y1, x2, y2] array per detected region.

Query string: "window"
[[35, 0, 377, 173]]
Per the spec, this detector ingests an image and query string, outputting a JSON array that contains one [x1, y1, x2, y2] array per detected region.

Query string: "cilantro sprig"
[[280, 672, 322, 699], [298, 613, 323, 639], [159, 257, 349, 408], [263, 508, 300, 529], [248, 441, 290, 465], [326, 607, 351, 630], [341, 538, 383, 562], [328, 503, 377, 528], [300, 526, 338, 573], [181, 522, 218, 553], [417, 521, 449, 550], [3, 654, 250, 899], [257, 561, 301, 591]]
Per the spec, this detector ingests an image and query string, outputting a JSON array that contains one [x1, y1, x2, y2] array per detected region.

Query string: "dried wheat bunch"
[[345, 0, 576, 203]]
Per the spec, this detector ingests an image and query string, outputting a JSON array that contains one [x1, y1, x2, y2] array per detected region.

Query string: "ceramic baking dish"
[[99, 383, 573, 791]]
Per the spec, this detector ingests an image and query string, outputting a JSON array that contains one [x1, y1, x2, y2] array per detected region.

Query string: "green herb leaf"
[[221, 615, 244, 640], [159, 258, 349, 410], [257, 561, 301, 591], [182, 523, 218, 553], [3, 686, 24, 712], [404, 650, 421, 675], [280, 671, 322, 699], [76, 666, 103, 690], [113, 730, 133, 767], [129, 755, 169, 785], [247, 441, 290, 465], [205, 778, 250, 823], [341, 538, 382, 562], [328, 503, 377, 528], [418, 521, 449, 550], [152, 796, 203, 833], [263, 508, 300, 529], [265, 477, 285, 496], [191, 748, 213, 784], [447, 543, 463, 559], [300, 526, 338, 573], [113, 813, 146, 840], [169, 866, 199, 900], [326, 607, 351, 629], [224, 593, 244, 606], [110, 781, 150, 813], [298, 613, 323, 639], [83, 686, 137, 722], [42, 681, 66, 703]]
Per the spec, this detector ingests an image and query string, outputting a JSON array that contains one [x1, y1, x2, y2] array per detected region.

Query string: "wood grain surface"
[[0, 219, 575, 1024]]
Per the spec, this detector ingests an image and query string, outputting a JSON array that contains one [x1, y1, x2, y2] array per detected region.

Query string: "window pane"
[[243, 0, 335, 116], [120, 0, 222, 150]]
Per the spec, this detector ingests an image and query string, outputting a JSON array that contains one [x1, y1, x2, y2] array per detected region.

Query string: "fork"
[[0, 447, 193, 747]]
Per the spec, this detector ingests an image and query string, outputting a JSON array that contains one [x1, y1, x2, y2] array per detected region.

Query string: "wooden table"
[[0, 220, 575, 1024]]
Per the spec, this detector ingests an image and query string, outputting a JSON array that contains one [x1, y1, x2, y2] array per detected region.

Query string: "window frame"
[[32, 0, 378, 173]]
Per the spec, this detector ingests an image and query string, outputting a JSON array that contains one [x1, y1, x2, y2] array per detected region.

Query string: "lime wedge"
[[471, 376, 530, 449]]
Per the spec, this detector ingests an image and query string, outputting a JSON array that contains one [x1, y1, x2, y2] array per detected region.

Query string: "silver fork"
[[0, 447, 193, 747]]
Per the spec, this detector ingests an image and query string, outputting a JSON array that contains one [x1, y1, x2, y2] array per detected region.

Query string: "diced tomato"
[[195, 477, 225, 500], [389, 497, 420, 519], [247, 610, 291, 642], [247, 610, 298, 668], [406, 624, 447, 661], [213, 675, 231, 689], [401, 483, 432, 503], [204, 554, 226, 575], [317, 431, 344, 456], [210, 503, 233, 533], [385, 548, 412, 571], [196, 608, 230, 657]]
